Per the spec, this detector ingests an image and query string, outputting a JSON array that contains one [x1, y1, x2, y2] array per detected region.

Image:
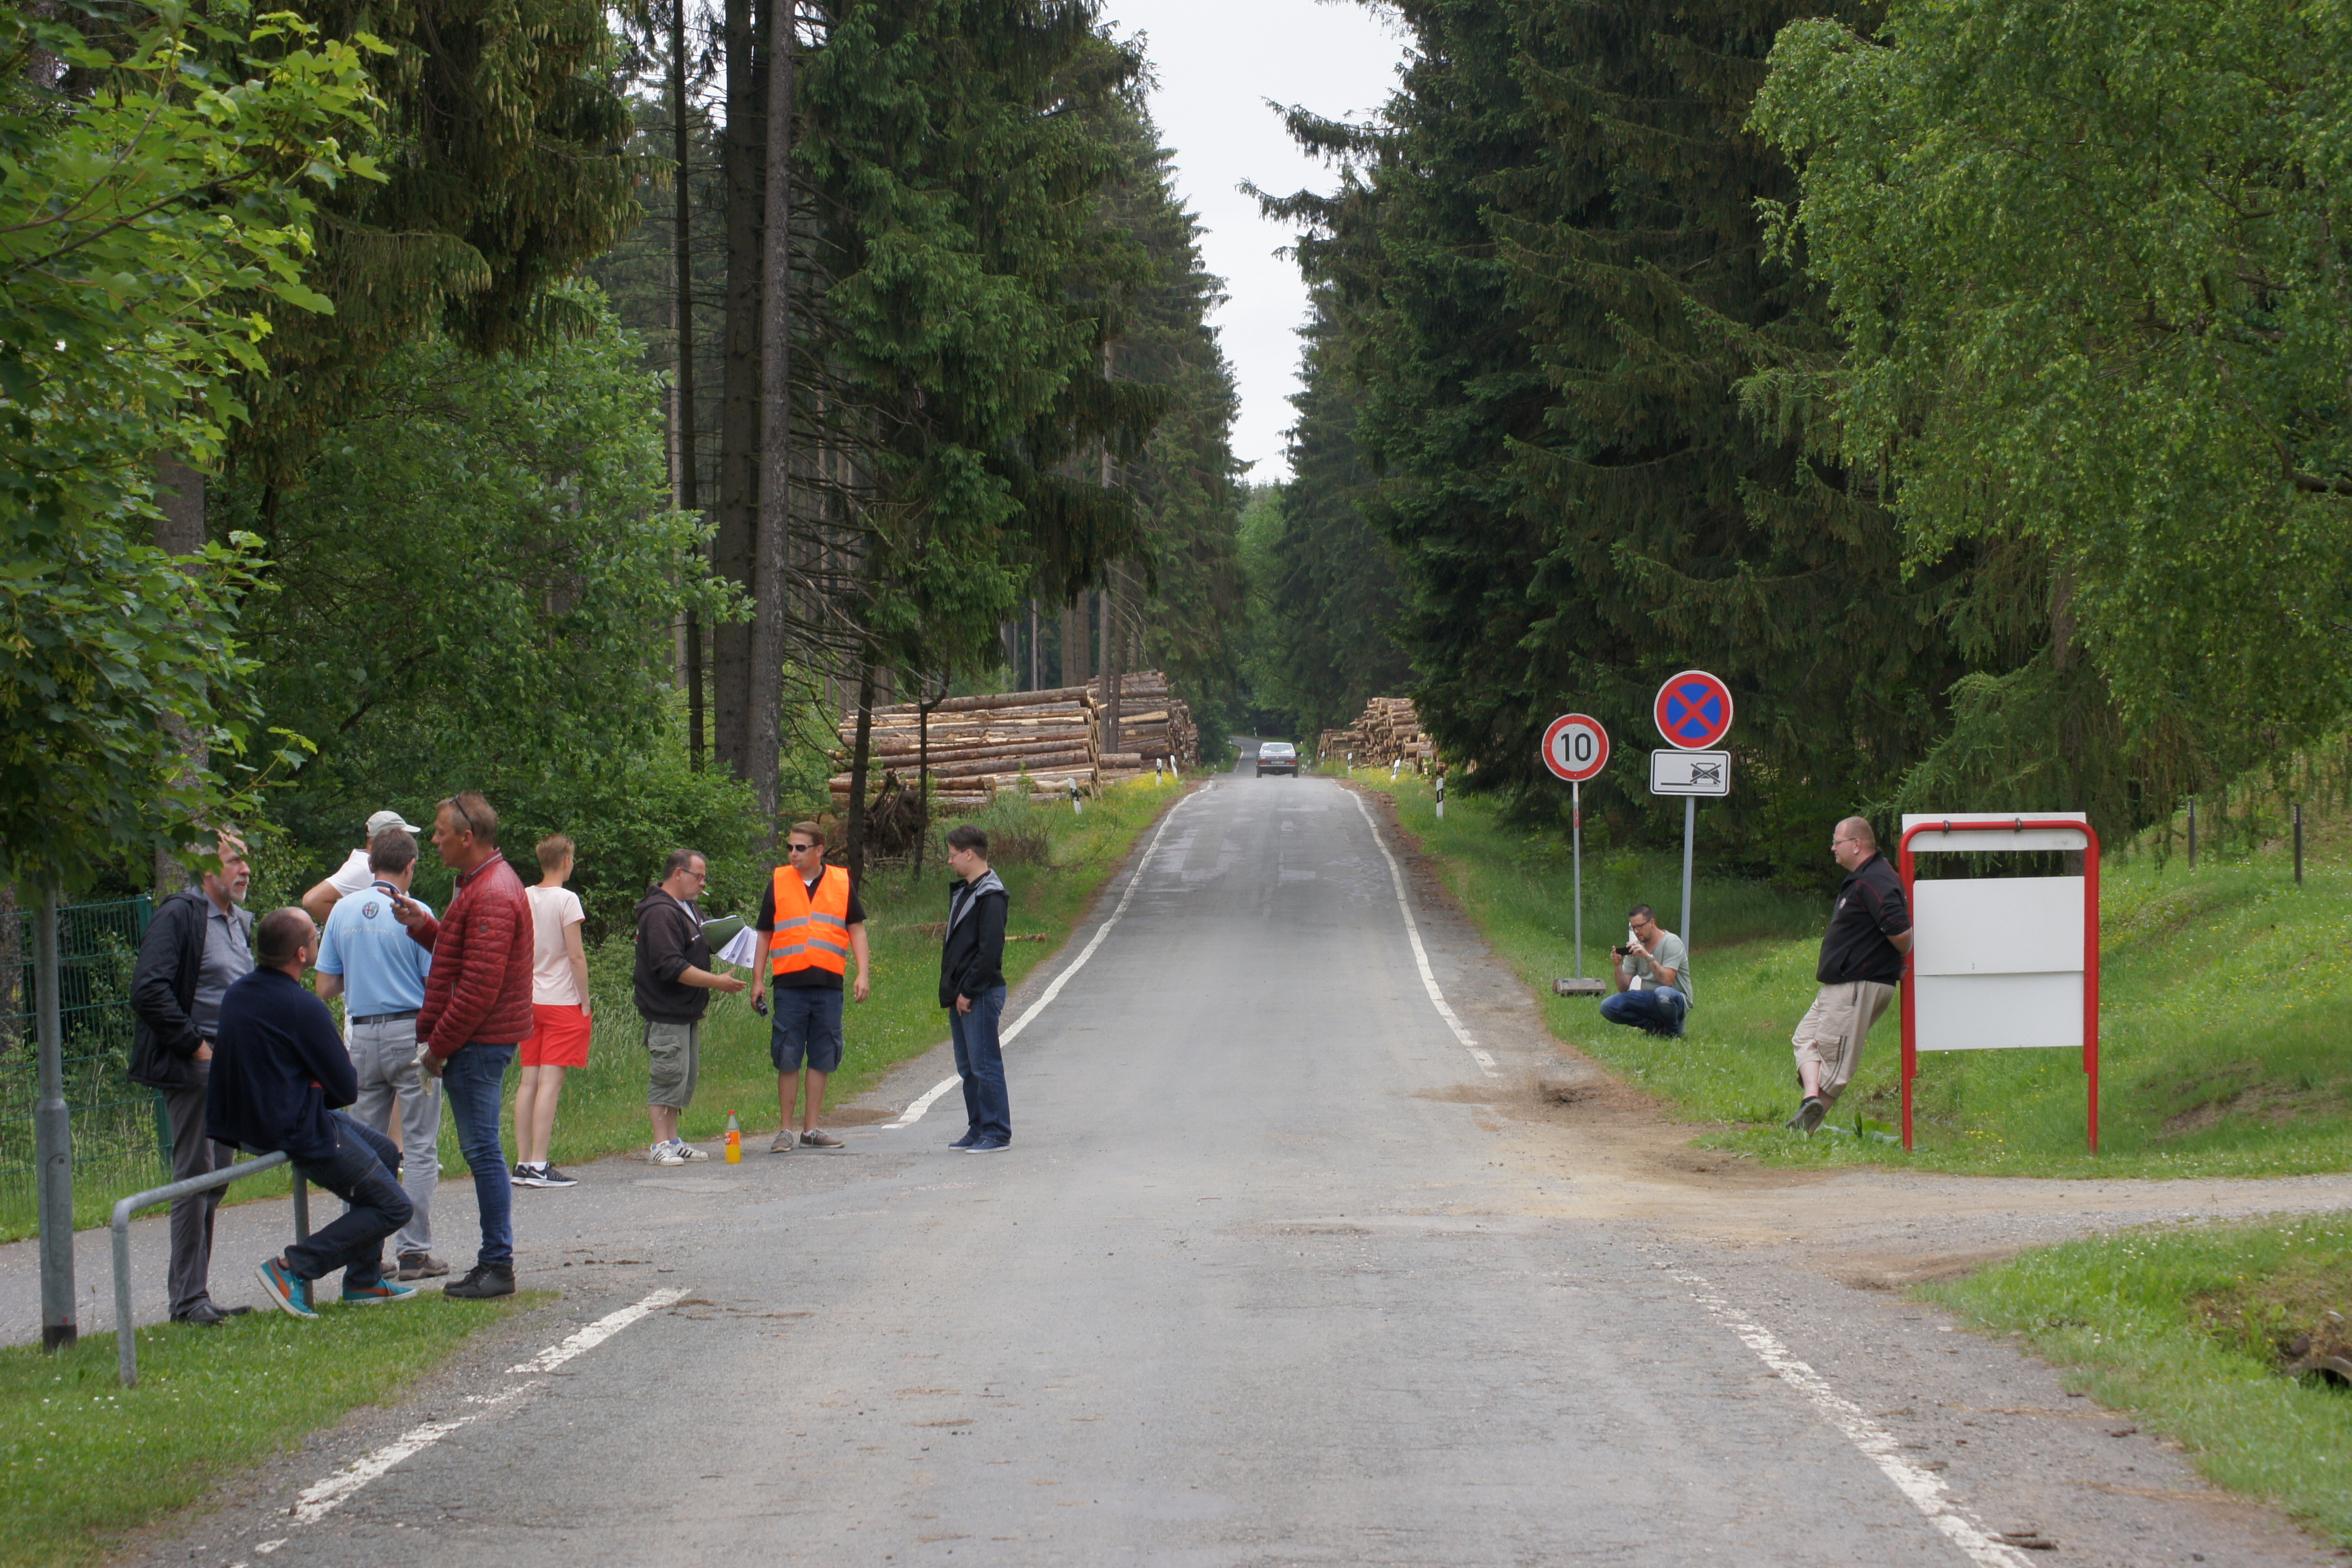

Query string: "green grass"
[[0, 1290, 542, 1568], [1926, 1217, 2352, 1547], [1351, 770, 2352, 1178]]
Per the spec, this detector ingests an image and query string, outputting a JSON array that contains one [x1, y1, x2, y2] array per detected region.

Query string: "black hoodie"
[[938, 869, 1008, 1007], [633, 885, 711, 1024]]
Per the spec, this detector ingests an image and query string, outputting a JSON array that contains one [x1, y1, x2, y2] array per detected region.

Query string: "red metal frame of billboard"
[[1897, 818, 2102, 1154]]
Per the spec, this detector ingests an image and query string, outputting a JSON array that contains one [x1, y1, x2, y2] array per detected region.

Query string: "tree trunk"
[[713, 0, 767, 779], [843, 663, 877, 888], [1100, 566, 1124, 757], [913, 680, 944, 877], [672, 0, 706, 771], [1065, 595, 1087, 685], [153, 459, 206, 894], [1028, 599, 1040, 691], [747, 0, 793, 850]]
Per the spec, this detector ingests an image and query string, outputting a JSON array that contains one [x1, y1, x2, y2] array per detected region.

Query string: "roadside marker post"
[[1540, 714, 1610, 994], [1897, 813, 2101, 1153], [1651, 671, 1734, 953]]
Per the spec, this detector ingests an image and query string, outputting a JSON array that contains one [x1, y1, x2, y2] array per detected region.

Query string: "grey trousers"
[[348, 1014, 439, 1258], [161, 1059, 233, 1318]]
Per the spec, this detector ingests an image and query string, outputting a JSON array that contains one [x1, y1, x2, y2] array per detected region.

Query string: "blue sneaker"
[[948, 1129, 981, 1150], [340, 1279, 420, 1307], [964, 1138, 1010, 1154], [255, 1256, 318, 1320]]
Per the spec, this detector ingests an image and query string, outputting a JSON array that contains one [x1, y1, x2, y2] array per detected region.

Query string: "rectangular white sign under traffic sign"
[[1649, 749, 1729, 795]]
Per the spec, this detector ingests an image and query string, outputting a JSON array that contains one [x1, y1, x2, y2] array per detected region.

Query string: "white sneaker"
[[674, 1141, 709, 1162], [652, 1140, 687, 1167]]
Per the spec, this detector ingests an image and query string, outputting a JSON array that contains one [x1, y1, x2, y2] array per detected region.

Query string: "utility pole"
[[35, 886, 74, 1350]]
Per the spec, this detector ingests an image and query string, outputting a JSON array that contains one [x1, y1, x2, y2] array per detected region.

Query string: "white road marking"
[[883, 789, 1202, 1129], [1675, 1271, 2034, 1568], [1345, 788, 1499, 1078], [283, 1287, 688, 1528]]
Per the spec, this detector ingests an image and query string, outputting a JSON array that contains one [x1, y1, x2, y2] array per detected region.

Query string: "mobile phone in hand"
[[751, 992, 767, 1017]]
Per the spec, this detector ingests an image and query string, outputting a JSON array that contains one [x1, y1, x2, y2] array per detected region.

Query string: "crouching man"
[[208, 907, 417, 1319]]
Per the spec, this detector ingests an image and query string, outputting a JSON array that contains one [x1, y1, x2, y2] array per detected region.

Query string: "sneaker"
[[652, 1139, 687, 1166], [395, 1253, 450, 1281], [443, 1263, 516, 1300], [255, 1256, 317, 1320], [673, 1141, 709, 1162], [964, 1138, 1010, 1154], [948, 1129, 981, 1150], [512, 1163, 552, 1188], [533, 1164, 579, 1187], [1785, 1096, 1829, 1135], [798, 1128, 844, 1151], [340, 1279, 420, 1306], [770, 1129, 797, 1154]]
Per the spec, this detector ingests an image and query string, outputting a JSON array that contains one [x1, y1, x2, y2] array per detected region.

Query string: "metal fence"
[[0, 897, 166, 1237]]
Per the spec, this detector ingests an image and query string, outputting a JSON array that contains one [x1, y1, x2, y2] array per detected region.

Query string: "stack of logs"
[[830, 671, 1198, 811], [1318, 697, 1431, 768]]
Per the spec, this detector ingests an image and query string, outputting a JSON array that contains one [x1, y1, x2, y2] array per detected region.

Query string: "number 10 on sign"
[[1540, 715, 1609, 983]]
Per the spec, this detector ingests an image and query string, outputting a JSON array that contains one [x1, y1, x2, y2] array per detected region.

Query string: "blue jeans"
[[1599, 987, 1689, 1037], [948, 985, 1010, 1144], [770, 985, 846, 1074], [285, 1112, 412, 1290], [439, 1041, 516, 1268]]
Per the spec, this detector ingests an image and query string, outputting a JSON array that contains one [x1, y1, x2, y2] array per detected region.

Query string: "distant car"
[[1255, 742, 1298, 777]]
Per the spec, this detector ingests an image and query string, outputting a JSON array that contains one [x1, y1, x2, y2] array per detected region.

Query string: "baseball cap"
[[366, 808, 423, 837]]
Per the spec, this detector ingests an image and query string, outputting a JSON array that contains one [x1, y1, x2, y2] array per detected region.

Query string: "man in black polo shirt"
[[1788, 817, 1913, 1134]]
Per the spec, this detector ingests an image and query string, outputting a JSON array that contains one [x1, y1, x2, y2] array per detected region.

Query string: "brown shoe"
[[798, 1128, 844, 1150], [769, 1129, 796, 1153], [396, 1253, 451, 1281]]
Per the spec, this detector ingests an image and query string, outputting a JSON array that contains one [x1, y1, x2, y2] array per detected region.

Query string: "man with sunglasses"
[[387, 791, 533, 1299], [749, 821, 870, 1152], [633, 848, 747, 1165]]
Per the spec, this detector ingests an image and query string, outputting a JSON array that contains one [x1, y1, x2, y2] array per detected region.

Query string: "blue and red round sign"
[[1653, 670, 1733, 750]]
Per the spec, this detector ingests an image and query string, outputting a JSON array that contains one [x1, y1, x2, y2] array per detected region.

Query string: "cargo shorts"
[[644, 1019, 700, 1110], [1791, 980, 1897, 1106]]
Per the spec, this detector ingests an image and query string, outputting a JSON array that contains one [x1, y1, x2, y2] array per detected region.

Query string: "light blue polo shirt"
[[316, 884, 434, 1018]]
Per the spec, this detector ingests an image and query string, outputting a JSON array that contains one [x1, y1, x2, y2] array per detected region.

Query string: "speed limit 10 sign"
[[1540, 714, 1610, 783]]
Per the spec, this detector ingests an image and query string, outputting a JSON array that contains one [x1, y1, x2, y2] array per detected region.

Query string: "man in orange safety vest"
[[750, 820, 870, 1152]]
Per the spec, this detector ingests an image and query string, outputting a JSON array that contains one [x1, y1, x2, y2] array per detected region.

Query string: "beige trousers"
[[1791, 981, 1897, 1105]]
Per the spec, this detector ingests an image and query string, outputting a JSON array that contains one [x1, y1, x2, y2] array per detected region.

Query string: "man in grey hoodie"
[[938, 824, 1011, 1152]]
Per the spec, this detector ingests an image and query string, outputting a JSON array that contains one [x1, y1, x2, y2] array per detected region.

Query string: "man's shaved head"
[[1836, 816, 1876, 851]]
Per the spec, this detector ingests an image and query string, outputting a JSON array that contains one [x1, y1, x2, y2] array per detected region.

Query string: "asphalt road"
[[100, 760, 2343, 1566]]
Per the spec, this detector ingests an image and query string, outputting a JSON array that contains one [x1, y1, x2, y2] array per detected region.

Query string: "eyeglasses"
[[440, 798, 474, 834], [787, 842, 819, 854]]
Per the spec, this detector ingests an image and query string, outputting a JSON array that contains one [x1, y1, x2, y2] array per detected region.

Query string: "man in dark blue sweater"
[[209, 907, 417, 1318]]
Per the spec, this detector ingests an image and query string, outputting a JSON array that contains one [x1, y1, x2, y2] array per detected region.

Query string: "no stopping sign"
[[1540, 714, 1610, 783]]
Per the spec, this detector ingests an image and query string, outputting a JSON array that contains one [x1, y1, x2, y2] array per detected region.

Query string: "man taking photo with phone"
[[1598, 903, 1692, 1038]]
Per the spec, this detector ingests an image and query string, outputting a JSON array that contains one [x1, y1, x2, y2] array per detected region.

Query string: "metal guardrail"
[[111, 1158, 310, 1386]]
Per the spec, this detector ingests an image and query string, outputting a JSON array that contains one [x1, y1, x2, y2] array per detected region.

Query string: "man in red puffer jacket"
[[389, 791, 533, 1299]]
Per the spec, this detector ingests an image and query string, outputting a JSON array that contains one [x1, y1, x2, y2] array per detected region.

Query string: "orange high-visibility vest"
[[767, 864, 851, 977]]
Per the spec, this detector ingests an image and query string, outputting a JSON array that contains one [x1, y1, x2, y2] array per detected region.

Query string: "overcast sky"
[[1098, 0, 1408, 483]]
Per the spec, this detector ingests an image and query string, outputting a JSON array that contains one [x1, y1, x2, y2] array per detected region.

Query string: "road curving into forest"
[[129, 759, 2342, 1567]]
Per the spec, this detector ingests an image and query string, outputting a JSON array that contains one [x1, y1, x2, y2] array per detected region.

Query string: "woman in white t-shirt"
[[513, 833, 591, 1188]]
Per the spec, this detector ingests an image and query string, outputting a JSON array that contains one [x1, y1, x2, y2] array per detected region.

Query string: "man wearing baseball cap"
[[303, 810, 425, 925]]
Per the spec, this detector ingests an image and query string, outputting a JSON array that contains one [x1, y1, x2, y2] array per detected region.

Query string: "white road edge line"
[[1345, 787, 1499, 1078], [284, 1286, 690, 1528], [1674, 1271, 2034, 1568], [883, 788, 1202, 1129]]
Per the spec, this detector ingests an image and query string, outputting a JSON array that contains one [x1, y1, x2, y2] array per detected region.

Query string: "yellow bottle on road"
[[724, 1109, 741, 1164]]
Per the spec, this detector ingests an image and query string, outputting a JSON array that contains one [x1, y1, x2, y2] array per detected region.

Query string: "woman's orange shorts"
[[523, 1003, 593, 1068]]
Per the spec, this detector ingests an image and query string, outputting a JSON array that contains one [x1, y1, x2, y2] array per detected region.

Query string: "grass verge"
[[1926, 1218, 2352, 1546], [0, 1290, 542, 1568], [1348, 770, 2352, 1178]]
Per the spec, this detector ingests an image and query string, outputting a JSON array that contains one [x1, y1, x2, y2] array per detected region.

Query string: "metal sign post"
[[1651, 674, 1734, 959], [35, 885, 75, 1350], [1541, 715, 1610, 994]]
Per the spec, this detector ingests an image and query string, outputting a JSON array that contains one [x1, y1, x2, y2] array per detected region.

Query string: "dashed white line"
[[884, 788, 1202, 1129], [1345, 788, 1499, 1078], [1674, 1269, 2034, 1568], [280, 1286, 688, 1529]]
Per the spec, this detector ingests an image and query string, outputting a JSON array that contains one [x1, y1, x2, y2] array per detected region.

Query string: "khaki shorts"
[[1792, 981, 1897, 1106], [644, 1019, 700, 1109]]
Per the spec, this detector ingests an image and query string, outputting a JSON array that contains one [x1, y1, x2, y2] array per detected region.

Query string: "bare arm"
[[1890, 928, 1913, 955], [849, 921, 870, 1003], [315, 971, 343, 1002], [564, 919, 591, 1016], [300, 880, 342, 927]]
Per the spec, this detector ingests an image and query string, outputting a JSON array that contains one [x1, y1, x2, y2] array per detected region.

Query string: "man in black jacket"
[[1787, 817, 1913, 1134], [633, 849, 746, 1165], [127, 831, 255, 1325], [211, 907, 416, 1319], [940, 824, 1011, 1152]]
